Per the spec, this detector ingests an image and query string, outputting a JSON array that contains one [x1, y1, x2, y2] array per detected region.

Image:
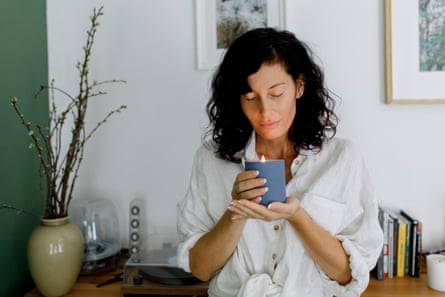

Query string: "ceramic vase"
[[28, 216, 84, 297]]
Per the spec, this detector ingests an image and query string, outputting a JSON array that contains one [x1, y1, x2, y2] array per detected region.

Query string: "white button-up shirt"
[[177, 136, 383, 297]]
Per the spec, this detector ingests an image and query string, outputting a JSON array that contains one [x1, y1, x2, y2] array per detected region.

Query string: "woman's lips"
[[260, 120, 279, 128]]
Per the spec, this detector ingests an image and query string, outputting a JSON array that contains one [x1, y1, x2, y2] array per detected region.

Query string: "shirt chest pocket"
[[300, 193, 346, 235]]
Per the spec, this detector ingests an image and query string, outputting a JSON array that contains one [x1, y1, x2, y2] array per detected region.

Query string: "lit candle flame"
[[260, 155, 266, 162]]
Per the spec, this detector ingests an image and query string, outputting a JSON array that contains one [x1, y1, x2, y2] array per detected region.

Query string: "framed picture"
[[385, 0, 445, 104], [195, 0, 285, 70]]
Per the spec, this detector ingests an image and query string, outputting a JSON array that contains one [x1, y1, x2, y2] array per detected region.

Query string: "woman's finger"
[[232, 171, 266, 200]]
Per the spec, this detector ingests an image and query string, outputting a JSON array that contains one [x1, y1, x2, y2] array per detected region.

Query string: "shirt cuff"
[[176, 232, 205, 273], [319, 237, 371, 297]]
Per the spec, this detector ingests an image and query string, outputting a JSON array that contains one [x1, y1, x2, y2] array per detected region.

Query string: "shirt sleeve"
[[331, 154, 383, 296], [176, 146, 217, 272], [321, 200, 383, 297], [304, 140, 384, 296]]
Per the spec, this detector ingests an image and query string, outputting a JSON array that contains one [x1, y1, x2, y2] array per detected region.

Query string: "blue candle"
[[245, 157, 286, 206]]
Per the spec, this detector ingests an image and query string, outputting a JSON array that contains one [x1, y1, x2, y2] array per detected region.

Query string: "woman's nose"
[[258, 97, 271, 114]]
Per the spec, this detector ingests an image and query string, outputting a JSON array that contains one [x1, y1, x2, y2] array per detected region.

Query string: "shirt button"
[[272, 253, 277, 260], [294, 159, 300, 165], [274, 262, 278, 270], [274, 224, 280, 231]]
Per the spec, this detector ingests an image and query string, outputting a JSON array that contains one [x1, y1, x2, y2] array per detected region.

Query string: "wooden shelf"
[[363, 275, 443, 296], [25, 265, 443, 297]]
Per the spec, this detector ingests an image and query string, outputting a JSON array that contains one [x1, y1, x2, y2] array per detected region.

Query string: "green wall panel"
[[0, 0, 48, 296]]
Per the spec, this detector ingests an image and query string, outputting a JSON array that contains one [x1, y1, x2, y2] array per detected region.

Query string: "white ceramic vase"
[[28, 216, 84, 297]]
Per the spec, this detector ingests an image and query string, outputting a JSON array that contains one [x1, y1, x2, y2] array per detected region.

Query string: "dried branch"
[[3, 6, 126, 219], [0, 204, 40, 219]]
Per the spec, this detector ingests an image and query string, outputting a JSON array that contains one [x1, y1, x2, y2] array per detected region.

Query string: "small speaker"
[[129, 197, 145, 262]]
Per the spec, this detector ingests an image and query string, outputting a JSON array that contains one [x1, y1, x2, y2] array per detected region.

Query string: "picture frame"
[[195, 0, 285, 70], [385, 0, 445, 104]]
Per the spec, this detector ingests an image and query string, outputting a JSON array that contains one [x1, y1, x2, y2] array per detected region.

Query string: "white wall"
[[47, 0, 445, 251]]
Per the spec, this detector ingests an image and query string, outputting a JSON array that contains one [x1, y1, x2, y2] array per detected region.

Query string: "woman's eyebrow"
[[268, 82, 286, 89]]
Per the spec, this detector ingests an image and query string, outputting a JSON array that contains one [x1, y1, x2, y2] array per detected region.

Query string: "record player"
[[122, 233, 208, 296]]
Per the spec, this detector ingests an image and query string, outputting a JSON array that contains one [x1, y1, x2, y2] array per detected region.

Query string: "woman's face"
[[240, 62, 304, 143]]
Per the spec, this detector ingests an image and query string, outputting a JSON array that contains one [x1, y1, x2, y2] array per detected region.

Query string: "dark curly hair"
[[205, 28, 337, 163]]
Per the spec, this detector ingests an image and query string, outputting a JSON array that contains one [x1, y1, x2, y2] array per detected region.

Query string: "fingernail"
[[263, 178, 267, 184], [255, 170, 260, 176], [267, 203, 273, 210], [264, 187, 269, 192], [258, 197, 262, 202], [229, 201, 239, 207]]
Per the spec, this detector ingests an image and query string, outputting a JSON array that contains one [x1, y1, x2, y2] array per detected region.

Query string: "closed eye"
[[269, 84, 286, 98], [242, 93, 257, 101], [270, 92, 284, 98]]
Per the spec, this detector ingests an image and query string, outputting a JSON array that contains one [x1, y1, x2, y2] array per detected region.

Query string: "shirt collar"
[[240, 132, 317, 169]]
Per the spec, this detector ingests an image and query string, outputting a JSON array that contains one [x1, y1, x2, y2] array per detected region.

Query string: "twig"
[[0, 204, 41, 219]]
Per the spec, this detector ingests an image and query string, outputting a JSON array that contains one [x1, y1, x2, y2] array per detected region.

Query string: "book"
[[382, 210, 390, 278], [400, 210, 420, 277], [414, 222, 422, 276], [374, 207, 385, 280], [387, 214, 394, 278], [389, 211, 399, 277], [396, 215, 406, 277], [399, 214, 411, 276]]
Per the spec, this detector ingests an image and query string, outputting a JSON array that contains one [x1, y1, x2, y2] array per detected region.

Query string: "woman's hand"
[[229, 170, 301, 221], [231, 170, 267, 202], [228, 196, 301, 221]]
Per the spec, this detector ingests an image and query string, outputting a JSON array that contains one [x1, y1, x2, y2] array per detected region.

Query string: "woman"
[[177, 28, 383, 297]]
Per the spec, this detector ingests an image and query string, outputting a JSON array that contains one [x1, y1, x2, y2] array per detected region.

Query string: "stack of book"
[[373, 207, 422, 280]]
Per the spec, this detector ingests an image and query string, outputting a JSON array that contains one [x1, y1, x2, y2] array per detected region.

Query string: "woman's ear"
[[295, 75, 305, 99]]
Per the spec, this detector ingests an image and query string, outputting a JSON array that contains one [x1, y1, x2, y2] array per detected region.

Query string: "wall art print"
[[385, 0, 445, 104], [196, 0, 285, 70]]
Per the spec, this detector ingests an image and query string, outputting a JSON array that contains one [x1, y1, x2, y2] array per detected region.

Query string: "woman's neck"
[[255, 135, 296, 160], [255, 135, 299, 183], [255, 136, 297, 161]]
